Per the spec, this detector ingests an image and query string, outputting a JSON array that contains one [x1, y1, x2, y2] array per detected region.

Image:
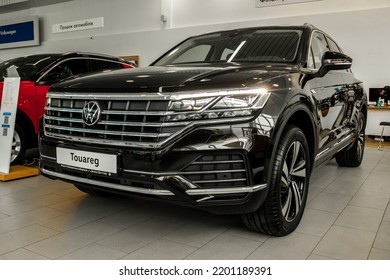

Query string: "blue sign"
[[0, 17, 39, 50], [0, 21, 34, 44]]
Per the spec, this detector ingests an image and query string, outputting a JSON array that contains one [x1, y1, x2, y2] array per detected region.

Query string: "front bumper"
[[41, 167, 266, 201], [39, 124, 272, 214]]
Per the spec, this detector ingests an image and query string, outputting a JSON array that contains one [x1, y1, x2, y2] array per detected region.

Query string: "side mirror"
[[317, 51, 352, 77]]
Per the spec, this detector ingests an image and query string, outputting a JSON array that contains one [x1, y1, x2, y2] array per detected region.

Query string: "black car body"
[[39, 24, 367, 236]]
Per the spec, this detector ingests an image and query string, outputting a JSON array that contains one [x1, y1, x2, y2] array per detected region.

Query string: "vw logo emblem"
[[82, 101, 101, 126]]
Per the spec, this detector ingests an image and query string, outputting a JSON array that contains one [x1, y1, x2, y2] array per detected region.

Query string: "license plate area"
[[56, 147, 117, 175]]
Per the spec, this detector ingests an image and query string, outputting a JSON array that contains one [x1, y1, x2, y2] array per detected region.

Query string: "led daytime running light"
[[166, 87, 270, 122]]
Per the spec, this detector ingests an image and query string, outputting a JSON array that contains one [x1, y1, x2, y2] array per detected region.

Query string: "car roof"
[[19, 52, 125, 62], [199, 23, 314, 36], [0, 52, 130, 82], [4, 52, 126, 65]]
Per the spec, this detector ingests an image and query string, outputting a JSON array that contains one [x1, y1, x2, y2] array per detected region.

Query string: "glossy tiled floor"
[[0, 148, 389, 260]]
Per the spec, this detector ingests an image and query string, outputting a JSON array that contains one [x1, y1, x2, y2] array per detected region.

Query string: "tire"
[[74, 184, 111, 196], [335, 112, 365, 167], [242, 125, 310, 236], [10, 124, 27, 165]]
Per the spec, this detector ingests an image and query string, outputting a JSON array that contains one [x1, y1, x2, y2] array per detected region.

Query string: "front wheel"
[[242, 125, 310, 236]]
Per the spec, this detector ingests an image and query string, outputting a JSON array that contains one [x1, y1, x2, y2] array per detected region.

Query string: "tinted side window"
[[95, 60, 123, 71], [59, 59, 89, 75], [307, 32, 330, 69], [40, 59, 89, 83]]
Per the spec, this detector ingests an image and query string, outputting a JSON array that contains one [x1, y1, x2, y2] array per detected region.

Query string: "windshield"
[[154, 29, 303, 66], [0, 55, 60, 81]]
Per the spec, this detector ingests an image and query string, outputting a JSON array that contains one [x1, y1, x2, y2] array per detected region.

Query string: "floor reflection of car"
[[0, 52, 134, 164]]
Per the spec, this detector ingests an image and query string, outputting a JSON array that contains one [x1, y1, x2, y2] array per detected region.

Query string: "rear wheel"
[[242, 125, 310, 236], [336, 112, 365, 167]]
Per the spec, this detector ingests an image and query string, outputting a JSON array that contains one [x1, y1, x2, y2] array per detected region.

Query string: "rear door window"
[[94, 59, 124, 71], [40, 59, 89, 83]]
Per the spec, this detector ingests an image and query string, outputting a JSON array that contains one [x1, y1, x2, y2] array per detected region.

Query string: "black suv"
[[39, 24, 367, 236]]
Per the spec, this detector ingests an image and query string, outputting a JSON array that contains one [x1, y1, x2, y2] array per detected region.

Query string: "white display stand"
[[0, 77, 21, 174]]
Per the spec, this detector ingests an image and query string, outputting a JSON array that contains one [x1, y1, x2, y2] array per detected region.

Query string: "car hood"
[[50, 64, 298, 94]]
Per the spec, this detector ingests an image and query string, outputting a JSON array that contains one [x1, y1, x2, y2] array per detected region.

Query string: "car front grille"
[[44, 94, 187, 148], [180, 154, 249, 189]]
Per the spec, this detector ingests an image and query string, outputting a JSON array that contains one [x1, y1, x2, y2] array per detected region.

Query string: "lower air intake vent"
[[181, 154, 248, 188]]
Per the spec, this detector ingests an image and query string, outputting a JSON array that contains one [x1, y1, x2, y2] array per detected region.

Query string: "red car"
[[0, 52, 134, 164]]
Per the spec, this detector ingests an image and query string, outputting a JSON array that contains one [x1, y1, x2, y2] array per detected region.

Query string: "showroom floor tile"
[[0, 147, 389, 260]]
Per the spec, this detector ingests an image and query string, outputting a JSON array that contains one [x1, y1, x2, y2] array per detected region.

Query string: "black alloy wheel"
[[242, 125, 310, 236]]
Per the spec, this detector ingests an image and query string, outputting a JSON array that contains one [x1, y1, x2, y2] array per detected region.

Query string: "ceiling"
[[0, 0, 72, 14]]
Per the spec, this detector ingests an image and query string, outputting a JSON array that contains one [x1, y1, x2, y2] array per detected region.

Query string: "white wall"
[[0, 0, 389, 89], [170, 0, 390, 28]]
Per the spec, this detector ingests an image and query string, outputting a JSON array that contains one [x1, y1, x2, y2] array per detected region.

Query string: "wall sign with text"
[[0, 16, 39, 50], [255, 0, 323, 8], [52, 17, 104, 33]]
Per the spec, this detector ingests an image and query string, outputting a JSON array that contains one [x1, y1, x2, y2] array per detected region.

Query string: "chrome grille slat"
[[192, 178, 247, 184], [101, 110, 169, 116], [44, 107, 82, 113], [99, 120, 187, 127], [46, 106, 170, 116], [192, 160, 244, 165], [45, 116, 83, 123], [179, 169, 246, 175], [44, 124, 172, 138], [45, 116, 187, 127], [44, 95, 185, 146]]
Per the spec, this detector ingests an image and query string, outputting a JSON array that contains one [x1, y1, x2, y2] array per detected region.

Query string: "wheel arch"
[[16, 109, 37, 148], [285, 108, 316, 173], [266, 102, 317, 182], [360, 103, 368, 129]]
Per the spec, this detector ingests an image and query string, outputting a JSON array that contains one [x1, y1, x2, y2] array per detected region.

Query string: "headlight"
[[166, 87, 270, 122], [169, 97, 214, 111]]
